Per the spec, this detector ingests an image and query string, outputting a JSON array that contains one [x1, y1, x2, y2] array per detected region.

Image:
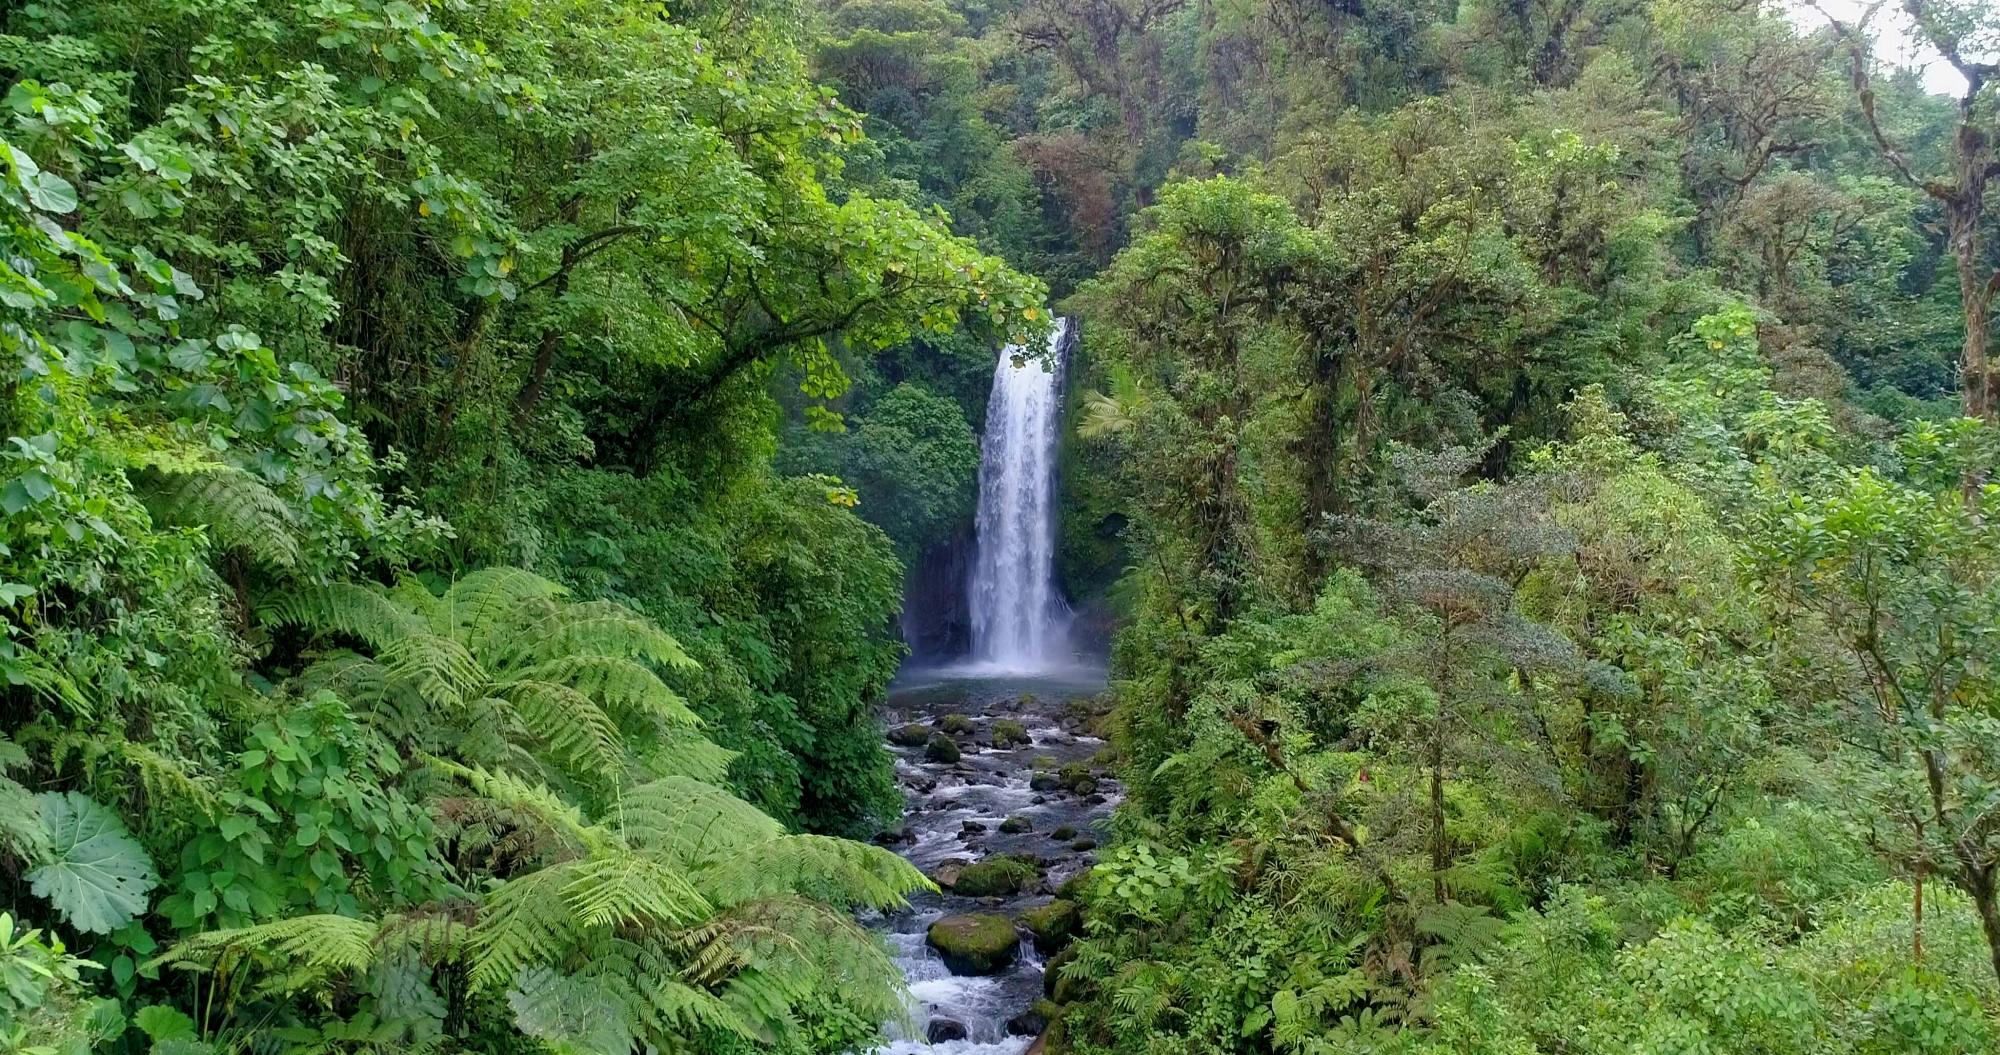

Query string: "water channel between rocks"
[[869, 663, 1116, 1054]]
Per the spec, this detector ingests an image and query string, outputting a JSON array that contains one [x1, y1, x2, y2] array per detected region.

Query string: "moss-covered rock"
[[1070, 837, 1097, 852], [992, 719, 1032, 749], [999, 815, 1033, 834], [888, 723, 931, 746], [1016, 899, 1081, 953], [1050, 825, 1077, 841], [927, 913, 1020, 975], [1058, 762, 1097, 795], [953, 855, 1038, 897], [925, 732, 962, 763], [1044, 943, 1081, 1000], [938, 713, 976, 736], [1056, 866, 1094, 901]]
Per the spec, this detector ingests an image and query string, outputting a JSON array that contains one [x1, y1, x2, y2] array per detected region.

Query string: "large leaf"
[[26, 791, 159, 934]]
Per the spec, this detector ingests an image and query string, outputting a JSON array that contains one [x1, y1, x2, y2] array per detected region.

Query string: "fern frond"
[[505, 600, 695, 671], [381, 633, 483, 712], [496, 680, 624, 783], [505, 964, 636, 1055], [560, 853, 712, 930], [696, 835, 929, 911], [438, 569, 568, 657], [299, 651, 391, 705], [122, 741, 219, 824], [154, 914, 380, 977], [135, 465, 299, 568], [616, 776, 785, 867], [262, 584, 427, 652], [387, 576, 445, 625], [430, 760, 609, 856], [643, 732, 738, 785], [514, 655, 701, 731], [0, 763, 48, 862], [470, 867, 583, 992]]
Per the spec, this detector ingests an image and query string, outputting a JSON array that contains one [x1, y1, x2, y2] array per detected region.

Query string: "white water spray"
[[967, 319, 1072, 669]]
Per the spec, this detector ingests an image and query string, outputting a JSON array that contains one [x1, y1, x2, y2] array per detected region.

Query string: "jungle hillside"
[[4, 1, 2000, 1054]]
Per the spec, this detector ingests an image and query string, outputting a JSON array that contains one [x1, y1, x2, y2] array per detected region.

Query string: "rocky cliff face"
[[901, 524, 974, 660]]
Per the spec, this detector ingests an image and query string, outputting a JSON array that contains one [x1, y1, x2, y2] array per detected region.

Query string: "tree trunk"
[[1947, 184, 1996, 423]]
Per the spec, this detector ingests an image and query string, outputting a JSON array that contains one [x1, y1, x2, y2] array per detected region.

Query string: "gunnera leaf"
[[26, 791, 160, 934]]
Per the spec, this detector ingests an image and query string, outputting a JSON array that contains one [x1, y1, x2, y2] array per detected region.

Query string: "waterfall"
[[967, 318, 1072, 669]]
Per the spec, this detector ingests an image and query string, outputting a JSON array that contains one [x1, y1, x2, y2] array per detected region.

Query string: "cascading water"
[[867, 320, 1110, 1055], [967, 319, 1073, 669]]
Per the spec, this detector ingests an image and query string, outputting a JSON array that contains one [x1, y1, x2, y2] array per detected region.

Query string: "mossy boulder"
[[1029, 772, 1063, 792], [1044, 944, 1081, 1000], [937, 713, 976, 736], [925, 732, 961, 763], [888, 723, 931, 747], [927, 913, 1020, 975], [1058, 762, 1097, 795], [999, 815, 1033, 834], [1016, 899, 1081, 953], [1050, 825, 1077, 841], [953, 855, 1038, 897], [1070, 837, 1097, 852], [991, 719, 1032, 749]]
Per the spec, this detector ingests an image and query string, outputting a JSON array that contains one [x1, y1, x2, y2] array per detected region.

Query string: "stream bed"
[[870, 663, 1115, 1054]]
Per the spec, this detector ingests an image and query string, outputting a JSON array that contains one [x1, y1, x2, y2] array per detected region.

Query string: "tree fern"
[[133, 465, 300, 569], [153, 914, 383, 978], [230, 567, 927, 1052], [0, 736, 48, 862]]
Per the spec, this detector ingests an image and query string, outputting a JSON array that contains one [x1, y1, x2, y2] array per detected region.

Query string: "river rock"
[[888, 722, 931, 747], [925, 732, 962, 763], [1070, 837, 1097, 852], [962, 820, 988, 834], [927, 913, 1019, 975], [928, 857, 973, 889], [999, 815, 1033, 834], [1050, 825, 1077, 841], [926, 1018, 969, 1043], [1029, 772, 1062, 792], [953, 855, 1038, 897], [992, 718, 1033, 748], [937, 713, 976, 736], [1007, 1001, 1055, 1036], [1017, 899, 1081, 953]]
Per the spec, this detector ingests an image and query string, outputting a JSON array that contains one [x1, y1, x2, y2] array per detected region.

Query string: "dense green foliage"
[[0, 0, 1045, 1051], [968, 1, 2000, 1052], [7, 0, 2000, 1052]]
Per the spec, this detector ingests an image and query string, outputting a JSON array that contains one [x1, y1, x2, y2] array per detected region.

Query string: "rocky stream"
[[869, 664, 1116, 1054]]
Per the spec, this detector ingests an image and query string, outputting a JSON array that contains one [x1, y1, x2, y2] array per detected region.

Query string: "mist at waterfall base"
[[871, 321, 1111, 1054]]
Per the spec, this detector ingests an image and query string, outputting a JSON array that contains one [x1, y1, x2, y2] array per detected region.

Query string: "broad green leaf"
[[26, 791, 160, 934]]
